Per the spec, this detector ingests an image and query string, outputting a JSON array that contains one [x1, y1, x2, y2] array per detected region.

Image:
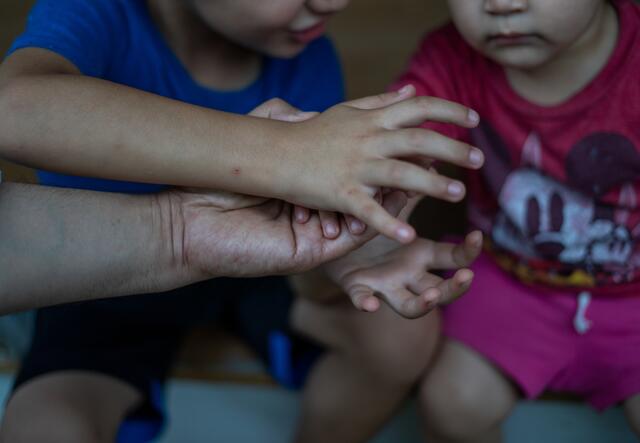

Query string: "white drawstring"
[[573, 291, 592, 335]]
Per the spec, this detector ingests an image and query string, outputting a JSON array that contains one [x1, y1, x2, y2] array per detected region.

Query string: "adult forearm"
[[0, 183, 192, 314], [0, 75, 287, 195]]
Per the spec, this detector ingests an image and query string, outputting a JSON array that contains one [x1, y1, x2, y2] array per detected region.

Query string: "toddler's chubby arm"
[[0, 48, 483, 243], [325, 230, 483, 319]]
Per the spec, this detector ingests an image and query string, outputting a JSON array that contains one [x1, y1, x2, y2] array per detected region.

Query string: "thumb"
[[249, 98, 317, 122], [348, 284, 380, 312]]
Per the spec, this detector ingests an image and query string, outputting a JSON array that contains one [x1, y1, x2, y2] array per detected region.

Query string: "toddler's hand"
[[325, 231, 483, 318], [250, 98, 368, 238], [276, 85, 484, 244]]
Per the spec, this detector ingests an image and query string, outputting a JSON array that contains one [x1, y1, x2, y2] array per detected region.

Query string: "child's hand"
[[325, 231, 483, 319], [249, 98, 369, 239], [274, 85, 484, 244]]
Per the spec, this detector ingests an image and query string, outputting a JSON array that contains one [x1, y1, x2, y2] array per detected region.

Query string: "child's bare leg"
[[291, 296, 440, 443], [0, 372, 140, 443], [420, 340, 518, 443], [624, 394, 640, 436]]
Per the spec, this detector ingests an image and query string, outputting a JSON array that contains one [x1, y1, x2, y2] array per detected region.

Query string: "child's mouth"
[[290, 22, 327, 44], [487, 32, 542, 46]]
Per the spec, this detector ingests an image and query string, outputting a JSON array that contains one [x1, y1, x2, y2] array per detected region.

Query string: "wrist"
[[252, 118, 299, 201], [211, 114, 294, 200], [147, 192, 199, 290]]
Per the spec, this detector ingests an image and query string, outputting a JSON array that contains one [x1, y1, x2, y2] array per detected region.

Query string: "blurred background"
[[0, 0, 450, 183], [0, 1, 636, 442]]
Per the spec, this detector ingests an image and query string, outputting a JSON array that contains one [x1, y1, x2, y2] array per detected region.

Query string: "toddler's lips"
[[290, 22, 327, 44], [487, 33, 542, 46]]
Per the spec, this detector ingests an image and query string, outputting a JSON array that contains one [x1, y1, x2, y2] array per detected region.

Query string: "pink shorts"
[[442, 252, 640, 410]]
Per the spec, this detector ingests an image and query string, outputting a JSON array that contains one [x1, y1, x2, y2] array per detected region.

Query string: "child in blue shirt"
[[0, 0, 483, 242], [0, 1, 484, 442]]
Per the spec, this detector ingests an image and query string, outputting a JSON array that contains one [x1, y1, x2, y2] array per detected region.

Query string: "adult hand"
[[163, 188, 408, 279]]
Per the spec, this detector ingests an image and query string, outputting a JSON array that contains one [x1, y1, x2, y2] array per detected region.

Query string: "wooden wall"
[[0, 0, 37, 182]]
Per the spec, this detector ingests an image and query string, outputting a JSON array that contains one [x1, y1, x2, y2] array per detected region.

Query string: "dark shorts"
[[12, 277, 297, 442]]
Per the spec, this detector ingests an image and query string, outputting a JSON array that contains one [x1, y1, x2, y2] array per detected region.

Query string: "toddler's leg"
[[0, 372, 140, 443], [291, 296, 440, 443], [420, 340, 518, 443], [624, 394, 640, 436]]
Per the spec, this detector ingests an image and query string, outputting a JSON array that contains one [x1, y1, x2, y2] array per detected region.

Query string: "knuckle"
[[459, 141, 474, 157], [407, 129, 425, 148], [266, 97, 284, 107], [415, 96, 433, 111], [387, 162, 406, 183], [359, 201, 379, 219]]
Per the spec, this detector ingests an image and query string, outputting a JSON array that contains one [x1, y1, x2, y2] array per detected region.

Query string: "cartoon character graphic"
[[471, 123, 640, 286]]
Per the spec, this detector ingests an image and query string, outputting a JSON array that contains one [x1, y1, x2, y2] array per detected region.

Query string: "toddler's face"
[[447, 0, 609, 70], [188, 0, 350, 57]]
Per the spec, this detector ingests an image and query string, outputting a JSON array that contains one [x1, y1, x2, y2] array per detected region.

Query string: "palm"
[[174, 189, 406, 278], [326, 233, 482, 318]]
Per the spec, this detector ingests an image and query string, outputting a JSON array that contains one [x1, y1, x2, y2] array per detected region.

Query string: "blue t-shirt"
[[7, 0, 344, 193]]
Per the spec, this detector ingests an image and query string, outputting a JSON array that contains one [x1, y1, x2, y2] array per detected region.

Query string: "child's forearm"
[[0, 75, 288, 195]]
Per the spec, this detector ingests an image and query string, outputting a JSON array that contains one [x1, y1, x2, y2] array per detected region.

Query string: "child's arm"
[[0, 48, 483, 243], [324, 231, 482, 318]]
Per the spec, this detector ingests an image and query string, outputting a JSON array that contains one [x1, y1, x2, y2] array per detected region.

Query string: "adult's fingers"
[[319, 210, 341, 239], [304, 191, 408, 266], [293, 205, 311, 224], [348, 191, 415, 243], [344, 214, 366, 235]]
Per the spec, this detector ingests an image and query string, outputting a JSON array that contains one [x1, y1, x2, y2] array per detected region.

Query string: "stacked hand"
[[325, 231, 483, 318], [165, 188, 408, 279], [257, 85, 484, 243]]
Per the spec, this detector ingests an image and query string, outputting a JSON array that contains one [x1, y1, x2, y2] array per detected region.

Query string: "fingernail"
[[351, 220, 364, 232], [469, 149, 484, 167], [365, 297, 380, 312], [467, 109, 480, 125], [325, 223, 338, 237], [448, 182, 464, 197], [397, 226, 413, 241], [398, 84, 412, 95]]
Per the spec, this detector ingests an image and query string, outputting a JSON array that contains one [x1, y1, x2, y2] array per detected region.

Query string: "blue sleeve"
[[288, 37, 345, 112], [6, 0, 126, 78]]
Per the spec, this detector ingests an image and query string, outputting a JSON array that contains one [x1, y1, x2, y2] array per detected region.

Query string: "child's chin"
[[489, 48, 554, 71], [264, 42, 309, 59]]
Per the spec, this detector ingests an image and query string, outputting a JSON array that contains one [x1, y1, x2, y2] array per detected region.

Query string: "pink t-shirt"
[[392, 0, 640, 295]]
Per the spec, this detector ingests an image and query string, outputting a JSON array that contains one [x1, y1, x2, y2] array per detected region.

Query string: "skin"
[[0, 181, 408, 315], [447, 0, 619, 104], [0, 0, 486, 244], [290, 200, 482, 443], [324, 222, 482, 317], [294, 2, 625, 443], [419, 2, 638, 443]]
